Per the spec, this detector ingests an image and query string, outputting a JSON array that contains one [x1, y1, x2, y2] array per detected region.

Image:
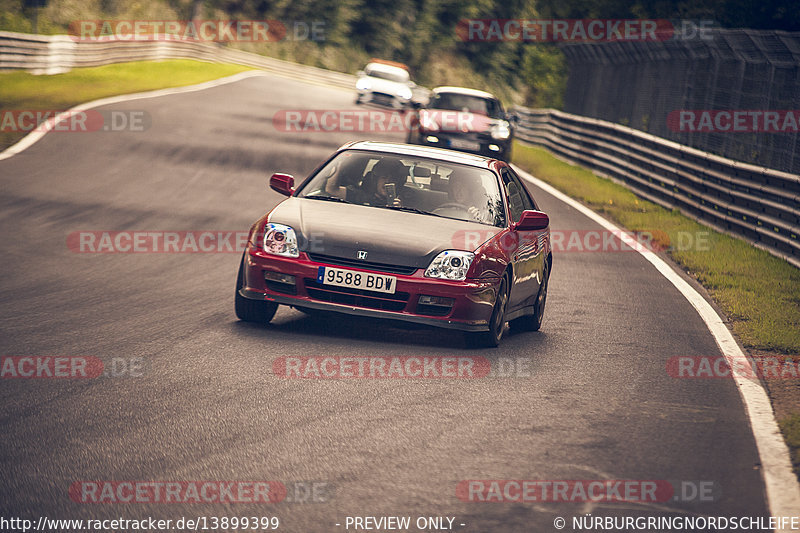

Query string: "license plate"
[[317, 266, 397, 294], [449, 139, 480, 151]]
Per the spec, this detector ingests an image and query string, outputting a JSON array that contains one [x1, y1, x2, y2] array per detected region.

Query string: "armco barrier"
[[0, 30, 357, 89], [514, 107, 800, 268]]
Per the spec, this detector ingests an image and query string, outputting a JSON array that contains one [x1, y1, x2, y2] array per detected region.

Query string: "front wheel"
[[465, 276, 508, 348], [235, 254, 278, 323], [510, 261, 549, 332]]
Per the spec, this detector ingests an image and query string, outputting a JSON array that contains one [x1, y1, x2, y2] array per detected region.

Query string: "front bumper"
[[241, 248, 499, 332], [358, 90, 410, 109], [411, 131, 511, 159]]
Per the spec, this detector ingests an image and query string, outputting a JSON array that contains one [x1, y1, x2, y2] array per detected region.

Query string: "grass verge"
[[513, 141, 800, 473], [512, 142, 800, 353], [0, 59, 253, 150]]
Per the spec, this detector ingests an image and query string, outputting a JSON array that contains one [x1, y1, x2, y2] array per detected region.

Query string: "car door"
[[501, 167, 545, 311]]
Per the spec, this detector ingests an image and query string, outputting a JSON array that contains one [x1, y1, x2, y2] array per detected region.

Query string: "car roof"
[[339, 141, 501, 169], [431, 86, 498, 100]]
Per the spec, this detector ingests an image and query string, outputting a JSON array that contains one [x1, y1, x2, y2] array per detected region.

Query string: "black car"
[[406, 86, 516, 161]]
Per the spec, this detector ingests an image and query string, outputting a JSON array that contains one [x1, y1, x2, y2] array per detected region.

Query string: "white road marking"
[[514, 163, 800, 525]]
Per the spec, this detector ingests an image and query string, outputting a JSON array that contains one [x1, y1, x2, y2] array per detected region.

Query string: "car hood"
[[269, 197, 501, 268], [362, 76, 409, 97]]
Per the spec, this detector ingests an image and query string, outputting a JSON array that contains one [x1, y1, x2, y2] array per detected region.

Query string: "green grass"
[[0, 60, 253, 149], [513, 142, 800, 354]]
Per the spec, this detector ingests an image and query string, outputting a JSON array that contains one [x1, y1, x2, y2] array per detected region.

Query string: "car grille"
[[304, 278, 409, 312], [415, 304, 451, 317], [371, 92, 395, 105], [307, 253, 418, 275], [264, 280, 296, 295]]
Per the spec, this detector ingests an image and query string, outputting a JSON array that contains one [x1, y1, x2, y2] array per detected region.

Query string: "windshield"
[[298, 150, 506, 227], [364, 66, 409, 84], [428, 92, 504, 118]]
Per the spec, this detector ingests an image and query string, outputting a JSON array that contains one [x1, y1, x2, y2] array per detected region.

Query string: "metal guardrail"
[[0, 30, 357, 89], [514, 107, 800, 269], [559, 29, 800, 175]]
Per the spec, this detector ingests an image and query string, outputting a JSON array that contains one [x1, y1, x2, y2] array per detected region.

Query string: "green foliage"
[[2, 0, 798, 107]]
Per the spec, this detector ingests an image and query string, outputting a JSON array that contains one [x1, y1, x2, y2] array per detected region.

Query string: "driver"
[[326, 158, 405, 207], [447, 172, 489, 223]]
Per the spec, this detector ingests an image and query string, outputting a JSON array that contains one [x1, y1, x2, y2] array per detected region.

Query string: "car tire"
[[510, 261, 549, 333], [465, 275, 508, 348], [235, 254, 278, 323]]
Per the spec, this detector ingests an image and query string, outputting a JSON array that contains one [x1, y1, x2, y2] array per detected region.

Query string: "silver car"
[[355, 61, 415, 109]]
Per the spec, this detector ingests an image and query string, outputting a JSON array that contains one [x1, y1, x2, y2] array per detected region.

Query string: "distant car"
[[407, 86, 516, 161], [235, 141, 552, 347], [355, 60, 415, 109]]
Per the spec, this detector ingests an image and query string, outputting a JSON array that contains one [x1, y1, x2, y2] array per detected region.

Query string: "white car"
[[355, 61, 415, 109]]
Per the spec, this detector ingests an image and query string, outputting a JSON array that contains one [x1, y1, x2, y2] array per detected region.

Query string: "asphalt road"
[[0, 72, 770, 532]]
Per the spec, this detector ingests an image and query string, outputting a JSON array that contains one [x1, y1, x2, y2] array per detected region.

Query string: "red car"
[[235, 141, 551, 347]]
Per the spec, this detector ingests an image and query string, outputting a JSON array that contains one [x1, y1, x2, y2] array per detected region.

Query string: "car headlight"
[[491, 120, 511, 140], [356, 78, 371, 91], [424, 251, 474, 281], [263, 223, 299, 258], [397, 86, 412, 100]]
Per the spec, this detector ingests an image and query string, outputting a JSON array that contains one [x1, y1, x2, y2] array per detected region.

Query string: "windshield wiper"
[[382, 205, 443, 217], [304, 195, 349, 204]]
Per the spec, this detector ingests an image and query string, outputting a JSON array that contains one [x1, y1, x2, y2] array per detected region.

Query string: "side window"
[[491, 99, 505, 119], [501, 168, 525, 222], [507, 168, 536, 211]]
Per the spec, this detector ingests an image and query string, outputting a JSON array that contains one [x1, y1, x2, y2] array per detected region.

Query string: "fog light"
[[426, 136, 439, 143], [489, 144, 500, 151], [418, 295, 455, 307], [264, 271, 296, 285]]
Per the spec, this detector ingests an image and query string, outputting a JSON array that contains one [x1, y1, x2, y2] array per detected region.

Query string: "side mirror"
[[507, 113, 520, 124], [514, 210, 549, 231], [269, 173, 295, 196]]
